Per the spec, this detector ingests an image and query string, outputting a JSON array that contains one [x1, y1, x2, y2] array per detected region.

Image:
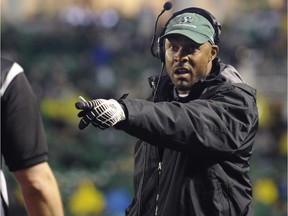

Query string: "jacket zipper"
[[155, 161, 163, 216]]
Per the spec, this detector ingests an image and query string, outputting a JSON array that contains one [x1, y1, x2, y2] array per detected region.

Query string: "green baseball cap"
[[161, 12, 215, 44]]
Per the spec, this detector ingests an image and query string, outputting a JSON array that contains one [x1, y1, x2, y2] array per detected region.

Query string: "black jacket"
[[117, 59, 258, 216]]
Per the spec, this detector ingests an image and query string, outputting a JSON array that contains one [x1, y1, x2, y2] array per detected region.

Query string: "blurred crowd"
[[1, 1, 287, 216]]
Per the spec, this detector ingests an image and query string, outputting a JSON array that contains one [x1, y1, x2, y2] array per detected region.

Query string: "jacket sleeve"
[[116, 83, 258, 155]]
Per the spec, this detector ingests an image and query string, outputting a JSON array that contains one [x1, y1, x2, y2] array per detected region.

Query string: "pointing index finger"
[[75, 96, 89, 110]]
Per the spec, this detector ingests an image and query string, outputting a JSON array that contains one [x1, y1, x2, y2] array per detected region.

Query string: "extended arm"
[[75, 84, 258, 154]]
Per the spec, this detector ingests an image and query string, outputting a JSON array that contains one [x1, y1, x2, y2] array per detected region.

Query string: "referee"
[[1, 57, 64, 216]]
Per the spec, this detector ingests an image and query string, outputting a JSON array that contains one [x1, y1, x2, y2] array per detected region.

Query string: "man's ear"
[[210, 45, 219, 61]]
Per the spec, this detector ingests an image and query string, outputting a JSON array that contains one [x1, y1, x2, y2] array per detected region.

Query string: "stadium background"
[[1, 0, 287, 215]]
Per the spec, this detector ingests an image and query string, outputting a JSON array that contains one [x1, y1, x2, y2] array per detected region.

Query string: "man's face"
[[164, 35, 218, 94]]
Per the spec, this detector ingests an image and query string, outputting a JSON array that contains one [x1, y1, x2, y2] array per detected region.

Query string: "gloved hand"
[[75, 96, 126, 130]]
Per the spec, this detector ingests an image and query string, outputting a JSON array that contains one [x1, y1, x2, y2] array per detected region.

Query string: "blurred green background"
[[1, 0, 287, 215]]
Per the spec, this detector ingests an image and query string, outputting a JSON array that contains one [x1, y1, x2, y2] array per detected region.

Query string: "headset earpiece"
[[157, 29, 166, 62], [156, 7, 222, 62]]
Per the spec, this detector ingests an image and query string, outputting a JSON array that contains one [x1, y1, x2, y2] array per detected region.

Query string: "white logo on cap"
[[175, 16, 196, 28], [178, 16, 194, 24]]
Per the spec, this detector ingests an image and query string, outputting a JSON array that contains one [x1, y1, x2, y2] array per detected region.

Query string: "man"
[[1, 57, 64, 216], [75, 7, 258, 216]]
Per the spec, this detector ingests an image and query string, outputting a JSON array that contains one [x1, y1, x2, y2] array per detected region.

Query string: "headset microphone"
[[163, 1, 173, 11], [150, 2, 172, 58]]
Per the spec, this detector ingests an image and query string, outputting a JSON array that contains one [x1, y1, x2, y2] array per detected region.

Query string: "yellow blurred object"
[[278, 131, 288, 156], [256, 95, 271, 127], [41, 92, 85, 126], [13, 187, 25, 206], [254, 178, 278, 205], [68, 179, 106, 216]]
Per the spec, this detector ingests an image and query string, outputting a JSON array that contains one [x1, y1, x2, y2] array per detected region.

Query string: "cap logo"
[[175, 16, 196, 29], [178, 16, 194, 24]]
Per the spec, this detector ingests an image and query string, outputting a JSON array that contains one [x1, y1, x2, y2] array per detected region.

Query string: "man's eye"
[[169, 45, 178, 52]]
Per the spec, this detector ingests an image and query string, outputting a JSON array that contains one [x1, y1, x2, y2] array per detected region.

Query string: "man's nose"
[[174, 48, 189, 63]]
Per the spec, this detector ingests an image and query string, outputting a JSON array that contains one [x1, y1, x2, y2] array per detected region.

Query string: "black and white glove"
[[75, 96, 126, 130]]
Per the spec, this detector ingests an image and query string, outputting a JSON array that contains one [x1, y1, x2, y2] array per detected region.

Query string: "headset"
[[154, 7, 222, 62]]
